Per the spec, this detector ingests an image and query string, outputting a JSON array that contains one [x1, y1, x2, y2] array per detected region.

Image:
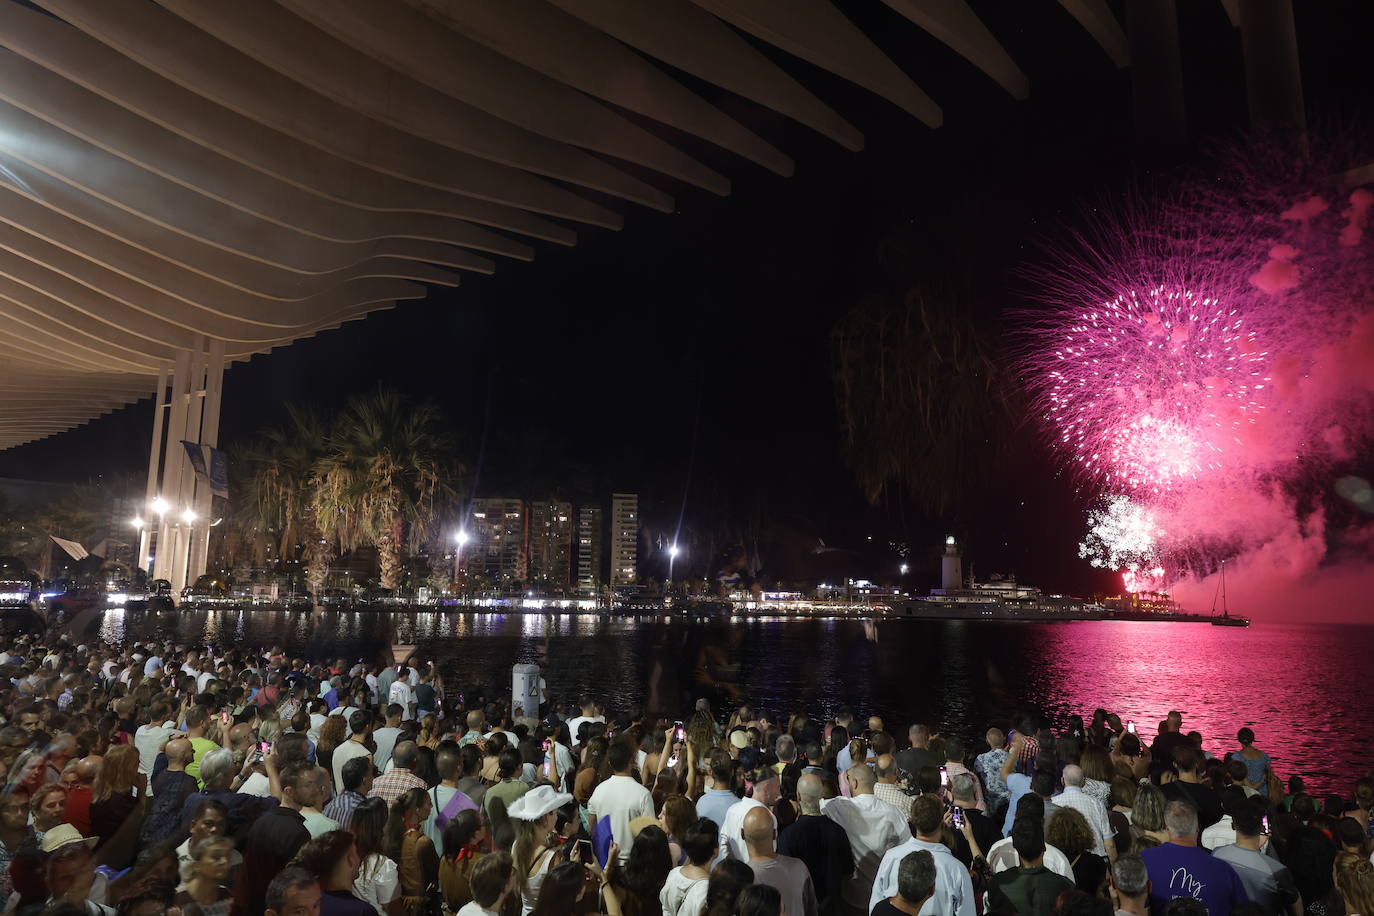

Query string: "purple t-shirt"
[[1140, 842, 1248, 916]]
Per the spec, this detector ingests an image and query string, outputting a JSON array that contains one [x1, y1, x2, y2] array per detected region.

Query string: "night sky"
[[1, 1, 1370, 594]]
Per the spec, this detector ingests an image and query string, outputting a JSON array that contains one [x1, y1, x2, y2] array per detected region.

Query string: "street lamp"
[[181, 508, 197, 524], [151, 497, 169, 516], [667, 543, 681, 591], [453, 530, 470, 595], [899, 563, 909, 575], [131, 517, 145, 530]]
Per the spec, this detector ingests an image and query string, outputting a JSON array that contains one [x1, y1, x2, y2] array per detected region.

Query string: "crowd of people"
[[0, 631, 1372, 916]]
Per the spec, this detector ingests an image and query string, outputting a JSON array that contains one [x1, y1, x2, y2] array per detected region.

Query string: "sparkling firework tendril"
[[1078, 495, 1166, 592], [1039, 286, 1272, 496]]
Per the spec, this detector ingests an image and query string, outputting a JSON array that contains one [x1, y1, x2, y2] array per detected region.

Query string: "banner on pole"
[[182, 440, 208, 479], [208, 447, 229, 498]]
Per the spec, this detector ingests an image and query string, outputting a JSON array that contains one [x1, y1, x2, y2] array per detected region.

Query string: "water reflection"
[[86, 609, 1368, 793]]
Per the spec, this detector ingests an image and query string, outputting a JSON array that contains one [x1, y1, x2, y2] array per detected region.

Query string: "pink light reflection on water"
[[1024, 620, 1362, 792]]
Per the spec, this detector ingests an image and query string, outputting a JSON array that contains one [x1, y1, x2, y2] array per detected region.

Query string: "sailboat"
[[1209, 561, 1250, 627]]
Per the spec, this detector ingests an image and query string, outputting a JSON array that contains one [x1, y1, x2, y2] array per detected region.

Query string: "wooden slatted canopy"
[[0, 0, 1121, 450]]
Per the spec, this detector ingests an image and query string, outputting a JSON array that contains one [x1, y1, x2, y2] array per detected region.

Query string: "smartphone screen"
[[1127, 720, 1137, 734], [939, 766, 949, 786], [675, 726, 685, 743], [1262, 815, 1270, 835], [951, 805, 965, 828], [258, 741, 270, 754], [575, 838, 593, 862], [542, 739, 551, 752]]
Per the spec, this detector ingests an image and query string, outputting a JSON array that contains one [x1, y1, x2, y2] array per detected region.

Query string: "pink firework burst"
[[1038, 285, 1271, 495]]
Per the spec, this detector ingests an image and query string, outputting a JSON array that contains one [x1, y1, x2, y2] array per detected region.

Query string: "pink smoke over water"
[[1024, 142, 1374, 620]]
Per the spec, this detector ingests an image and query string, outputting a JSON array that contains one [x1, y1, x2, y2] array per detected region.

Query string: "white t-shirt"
[[332, 740, 372, 794], [660, 867, 707, 916], [677, 878, 709, 916], [239, 772, 272, 798], [309, 713, 327, 743], [567, 715, 605, 747], [587, 774, 654, 863], [353, 853, 400, 914], [133, 722, 178, 776], [388, 681, 414, 718]]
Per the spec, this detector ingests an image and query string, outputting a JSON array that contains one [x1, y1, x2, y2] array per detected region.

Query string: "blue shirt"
[[1002, 773, 1031, 836], [1140, 842, 1248, 916], [695, 788, 739, 832]]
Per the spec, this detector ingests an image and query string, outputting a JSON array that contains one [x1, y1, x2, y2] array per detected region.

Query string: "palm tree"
[[236, 407, 332, 592], [832, 284, 1018, 517], [311, 387, 458, 591]]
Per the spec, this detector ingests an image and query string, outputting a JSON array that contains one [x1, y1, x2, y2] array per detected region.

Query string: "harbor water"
[[96, 607, 1367, 794]]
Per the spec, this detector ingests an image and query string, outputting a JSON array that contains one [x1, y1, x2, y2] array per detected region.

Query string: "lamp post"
[[668, 543, 681, 592]]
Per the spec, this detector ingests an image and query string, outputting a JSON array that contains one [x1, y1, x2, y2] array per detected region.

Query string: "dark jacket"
[[989, 864, 1076, 916]]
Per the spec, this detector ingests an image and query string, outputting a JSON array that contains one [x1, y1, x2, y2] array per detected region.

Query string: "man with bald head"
[[62, 755, 101, 836], [822, 763, 910, 914], [141, 738, 198, 845], [779, 773, 852, 915], [744, 805, 819, 916], [1055, 764, 1116, 860], [897, 723, 939, 779]]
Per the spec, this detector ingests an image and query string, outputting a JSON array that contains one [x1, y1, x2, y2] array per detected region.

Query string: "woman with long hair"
[[291, 829, 371, 915], [1283, 827, 1336, 916], [1080, 745, 1115, 807], [351, 796, 400, 914], [697, 858, 754, 916], [509, 786, 573, 916], [658, 795, 696, 866], [735, 884, 783, 916], [439, 809, 487, 913], [385, 788, 438, 915], [530, 861, 611, 916], [174, 835, 234, 916], [1131, 783, 1170, 850], [90, 744, 144, 869], [413, 745, 440, 789], [575, 737, 608, 824], [605, 824, 673, 916], [316, 714, 347, 775], [1335, 850, 1374, 916]]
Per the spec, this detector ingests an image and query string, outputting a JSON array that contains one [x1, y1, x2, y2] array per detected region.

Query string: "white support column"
[[138, 365, 169, 573], [171, 339, 207, 593], [189, 338, 225, 583], [154, 348, 193, 583]]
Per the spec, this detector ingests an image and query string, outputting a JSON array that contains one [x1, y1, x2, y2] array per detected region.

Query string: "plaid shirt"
[[368, 768, 426, 806], [873, 781, 915, 820], [322, 790, 366, 829]]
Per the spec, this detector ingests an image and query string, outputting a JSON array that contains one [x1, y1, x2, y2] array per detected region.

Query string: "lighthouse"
[[941, 535, 963, 591]]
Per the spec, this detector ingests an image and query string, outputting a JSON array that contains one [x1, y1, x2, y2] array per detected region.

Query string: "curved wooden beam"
[[34, 0, 626, 229], [688, 0, 943, 126], [274, 0, 731, 195], [549, 0, 858, 153], [879, 0, 1029, 99], [0, 1, 578, 245], [154, 0, 677, 210], [407, 0, 793, 176]]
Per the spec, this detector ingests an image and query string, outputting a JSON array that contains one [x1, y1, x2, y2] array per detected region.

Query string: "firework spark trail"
[[1023, 137, 1374, 604], [1037, 285, 1272, 496], [1078, 495, 1166, 592]]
